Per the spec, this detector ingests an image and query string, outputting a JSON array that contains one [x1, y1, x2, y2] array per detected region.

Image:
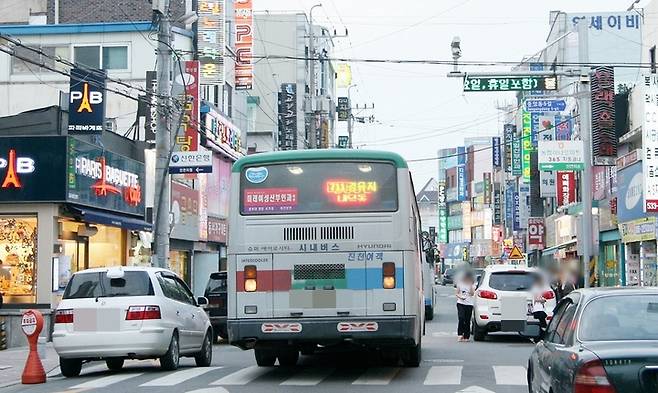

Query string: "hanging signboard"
[[528, 217, 545, 250], [337, 97, 349, 121], [504, 124, 515, 172], [457, 165, 467, 201], [463, 75, 558, 92], [437, 181, 448, 243], [172, 61, 200, 153], [483, 173, 492, 205], [144, 70, 157, 143], [493, 183, 502, 225], [203, 105, 244, 160], [525, 99, 567, 113], [538, 140, 585, 171], [512, 137, 522, 176], [522, 111, 532, 182], [556, 171, 576, 207], [591, 66, 617, 165], [643, 74, 658, 212], [278, 83, 297, 151], [234, 0, 253, 90], [492, 137, 501, 168], [68, 68, 107, 134], [197, 0, 226, 85]]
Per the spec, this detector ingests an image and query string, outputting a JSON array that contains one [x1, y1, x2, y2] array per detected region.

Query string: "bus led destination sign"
[[463, 75, 558, 92]]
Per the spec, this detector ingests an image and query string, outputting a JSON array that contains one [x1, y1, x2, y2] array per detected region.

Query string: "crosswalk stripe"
[[423, 366, 462, 385], [140, 367, 223, 386], [493, 366, 528, 386], [280, 367, 335, 386], [70, 373, 143, 389], [211, 366, 272, 385], [352, 367, 400, 385]]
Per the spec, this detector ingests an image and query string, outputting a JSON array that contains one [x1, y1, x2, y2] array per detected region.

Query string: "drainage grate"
[[293, 264, 345, 280]]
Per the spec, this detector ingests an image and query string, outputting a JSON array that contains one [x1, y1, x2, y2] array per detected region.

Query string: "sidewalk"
[[0, 342, 60, 389]]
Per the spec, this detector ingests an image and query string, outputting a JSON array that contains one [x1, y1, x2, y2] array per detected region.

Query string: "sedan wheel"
[[60, 357, 82, 378], [195, 332, 213, 367], [106, 358, 124, 371], [160, 333, 180, 371]]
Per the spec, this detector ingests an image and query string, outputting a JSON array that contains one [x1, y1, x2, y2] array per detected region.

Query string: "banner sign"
[[337, 136, 348, 148], [457, 146, 467, 165], [556, 171, 576, 207], [522, 111, 532, 182], [337, 97, 349, 121], [68, 68, 107, 134], [67, 138, 145, 217], [513, 191, 521, 231], [437, 181, 448, 243], [234, 0, 253, 90], [144, 71, 157, 143], [504, 124, 515, 172], [643, 74, 658, 212], [198, 0, 226, 85], [505, 182, 514, 229], [207, 216, 228, 243], [525, 99, 567, 113], [528, 217, 545, 249], [204, 105, 243, 160], [538, 140, 585, 171], [278, 83, 297, 150], [591, 66, 617, 165], [172, 61, 200, 153], [0, 136, 67, 202], [171, 181, 200, 241], [457, 165, 467, 201], [518, 184, 530, 229], [463, 75, 558, 92], [617, 161, 644, 223], [492, 137, 501, 168], [483, 172, 492, 205], [555, 115, 572, 140], [512, 136, 522, 176], [493, 183, 502, 225]]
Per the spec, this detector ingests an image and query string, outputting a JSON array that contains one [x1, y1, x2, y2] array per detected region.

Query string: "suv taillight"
[[54, 309, 73, 324], [478, 290, 498, 300], [574, 359, 616, 393], [382, 262, 395, 289], [126, 306, 161, 320], [543, 290, 555, 300], [244, 265, 257, 292]]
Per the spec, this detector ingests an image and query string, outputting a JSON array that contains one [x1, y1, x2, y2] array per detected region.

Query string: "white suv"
[[53, 267, 213, 377], [472, 265, 555, 341]]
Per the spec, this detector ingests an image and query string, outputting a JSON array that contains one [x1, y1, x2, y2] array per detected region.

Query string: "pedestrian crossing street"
[[56, 364, 529, 390]]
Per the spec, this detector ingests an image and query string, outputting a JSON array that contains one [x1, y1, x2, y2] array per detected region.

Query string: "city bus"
[[227, 150, 425, 367]]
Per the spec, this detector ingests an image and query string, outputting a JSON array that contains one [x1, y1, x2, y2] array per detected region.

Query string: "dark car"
[[527, 288, 658, 393], [442, 268, 456, 286], [204, 272, 228, 342]]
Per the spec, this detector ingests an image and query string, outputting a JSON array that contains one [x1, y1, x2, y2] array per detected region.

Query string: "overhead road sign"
[[463, 75, 558, 92], [525, 99, 567, 113], [169, 150, 213, 174]]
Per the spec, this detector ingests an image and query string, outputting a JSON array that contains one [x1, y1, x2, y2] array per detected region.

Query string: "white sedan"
[[53, 267, 213, 377]]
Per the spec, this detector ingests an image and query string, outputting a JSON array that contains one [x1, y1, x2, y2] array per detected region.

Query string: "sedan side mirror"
[[197, 296, 209, 307]]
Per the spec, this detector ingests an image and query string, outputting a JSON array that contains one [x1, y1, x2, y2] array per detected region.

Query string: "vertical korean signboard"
[[556, 171, 576, 207], [512, 135, 522, 176], [492, 137, 501, 168], [278, 83, 297, 150], [527, 217, 545, 250], [457, 165, 467, 201], [437, 181, 448, 243], [173, 61, 200, 153], [493, 183, 502, 225], [643, 74, 658, 212], [522, 111, 532, 182], [198, 0, 225, 86], [68, 68, 107, 134], [483, 172, 492, 205], [235, 0, 253, 90], [504, 124, 515, 173], [591, 66, 617, 165]]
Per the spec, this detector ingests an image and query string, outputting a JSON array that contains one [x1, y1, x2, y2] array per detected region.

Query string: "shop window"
[[0, 216, 37, 304], [88, 225, 125, 269], [11, 45, 70, 74], [74, 45, 129, 70], [170, 250, 191, 285]]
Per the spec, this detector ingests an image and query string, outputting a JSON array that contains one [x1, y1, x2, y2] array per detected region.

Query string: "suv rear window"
[[488, 272, 541, 291], [63, 271, 154, 299], [206, 273, 227, 294]]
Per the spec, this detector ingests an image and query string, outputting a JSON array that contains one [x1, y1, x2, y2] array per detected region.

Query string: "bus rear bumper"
[[228, 316, 417, 350]]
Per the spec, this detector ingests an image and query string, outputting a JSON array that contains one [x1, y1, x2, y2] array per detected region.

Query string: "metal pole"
[[348, 84, 356, 149], [308, 4, 321, 149], [578, 19, 593, 288], [154, 2, 172, 269]]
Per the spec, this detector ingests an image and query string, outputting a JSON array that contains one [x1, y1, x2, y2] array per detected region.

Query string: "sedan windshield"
[[488, 272, 541, 291], [579, 295, 658, 341], [63, 271, 154, 299]]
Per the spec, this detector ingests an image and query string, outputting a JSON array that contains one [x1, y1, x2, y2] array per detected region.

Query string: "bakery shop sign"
[[67, 138, 145, 216]]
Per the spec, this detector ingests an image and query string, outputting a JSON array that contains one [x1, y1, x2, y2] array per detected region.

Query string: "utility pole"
[[347, 84, 357, 149], [577, 19, 593, 288], [308, 4, 321, 149], [153, 0, 172, 269]]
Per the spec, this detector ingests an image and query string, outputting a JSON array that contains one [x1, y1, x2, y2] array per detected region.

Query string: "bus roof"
[[232, 149, 408, 173]]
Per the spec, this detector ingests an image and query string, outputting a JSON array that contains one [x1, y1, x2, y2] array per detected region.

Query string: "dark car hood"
[[582, 341, 658, 393]]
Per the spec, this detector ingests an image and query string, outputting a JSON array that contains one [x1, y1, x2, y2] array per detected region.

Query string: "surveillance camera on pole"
[[449, 36, 464, 77]]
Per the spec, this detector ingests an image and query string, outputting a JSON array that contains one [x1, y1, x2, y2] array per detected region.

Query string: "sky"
[[253, 0, 647, 185]]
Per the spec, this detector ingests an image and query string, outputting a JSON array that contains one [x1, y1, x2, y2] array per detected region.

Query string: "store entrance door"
[[63, 236, 89, 274]]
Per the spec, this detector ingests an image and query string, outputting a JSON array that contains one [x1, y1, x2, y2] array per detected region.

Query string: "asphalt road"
[[3, 286, 535, 393]]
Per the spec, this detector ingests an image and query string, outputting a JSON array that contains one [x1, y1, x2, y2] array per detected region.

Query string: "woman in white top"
[[455, 271, 475, 342]]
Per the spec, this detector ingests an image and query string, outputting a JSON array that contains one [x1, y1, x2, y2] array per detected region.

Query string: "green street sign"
[[463, 75, 558, 92], [539, 162, 585, 171]]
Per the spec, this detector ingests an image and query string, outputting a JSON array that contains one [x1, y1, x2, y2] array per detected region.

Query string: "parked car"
[[53, 267, 213, 377], [442, 268, 456, 286], [204, 272, 228, 341], [472, 265, 555, 341], [528, 288, 658, 393]]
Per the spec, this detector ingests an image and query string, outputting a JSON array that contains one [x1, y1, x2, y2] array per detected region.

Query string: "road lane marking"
[[423, 366, 462, 385], [140, 367, 223, 386], [352, 367, 400, 385], [211, 366, 272, 385], [493, 366, 528, 385], [186, 388, 230, 393], [280, 367, 335, 386], [70, 373, 144, 389]]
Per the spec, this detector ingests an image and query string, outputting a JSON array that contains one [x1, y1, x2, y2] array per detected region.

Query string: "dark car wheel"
[[472, 320, 486, 342], [60, 357, 82, 378], [160, 332, 180, 371], [277, 350, 299, 367], [401, 339, 421, 367], [254, 348, 276, 367], [425, 305, 434, 321], [195, 331, 213, 367], [106, 358, 124, 371]]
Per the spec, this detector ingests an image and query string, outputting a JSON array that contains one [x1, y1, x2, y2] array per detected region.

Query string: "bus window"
[[240, 161, 398, 215]]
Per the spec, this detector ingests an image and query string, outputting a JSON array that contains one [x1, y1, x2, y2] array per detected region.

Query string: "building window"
[[651, 45, 656, 74], [11, 45, 70, 74], [223, 84, 233, 117], [0, 216, 37, 304], [73, 45, 129, 70]]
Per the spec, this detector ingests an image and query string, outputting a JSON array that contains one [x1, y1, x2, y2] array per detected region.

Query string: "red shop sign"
[[556, 171, 576, 207]]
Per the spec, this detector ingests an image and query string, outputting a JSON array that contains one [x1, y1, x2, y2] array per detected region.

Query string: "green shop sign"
[[463, 75, 558, 92]]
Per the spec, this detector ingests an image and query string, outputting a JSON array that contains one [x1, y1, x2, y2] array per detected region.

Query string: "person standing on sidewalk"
[[455, 271, 475, 342]]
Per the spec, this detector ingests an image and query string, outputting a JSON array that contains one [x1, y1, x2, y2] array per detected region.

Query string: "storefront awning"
[[67, 206, 152, 232], [541, 239, 577, 256]]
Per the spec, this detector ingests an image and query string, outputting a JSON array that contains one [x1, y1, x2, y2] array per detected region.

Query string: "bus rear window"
[[240, 162, 398, 215]]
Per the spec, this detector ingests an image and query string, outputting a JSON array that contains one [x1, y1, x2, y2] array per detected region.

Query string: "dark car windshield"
[[63, 271, 154, 299], [206, 273, 227, 294], [579, 295, 658, 341], [488, 272, 541, 291]]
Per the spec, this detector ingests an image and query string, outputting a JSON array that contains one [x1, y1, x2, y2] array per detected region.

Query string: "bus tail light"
[[244, 265, 257, 292], [382, 262, 395, 289]]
